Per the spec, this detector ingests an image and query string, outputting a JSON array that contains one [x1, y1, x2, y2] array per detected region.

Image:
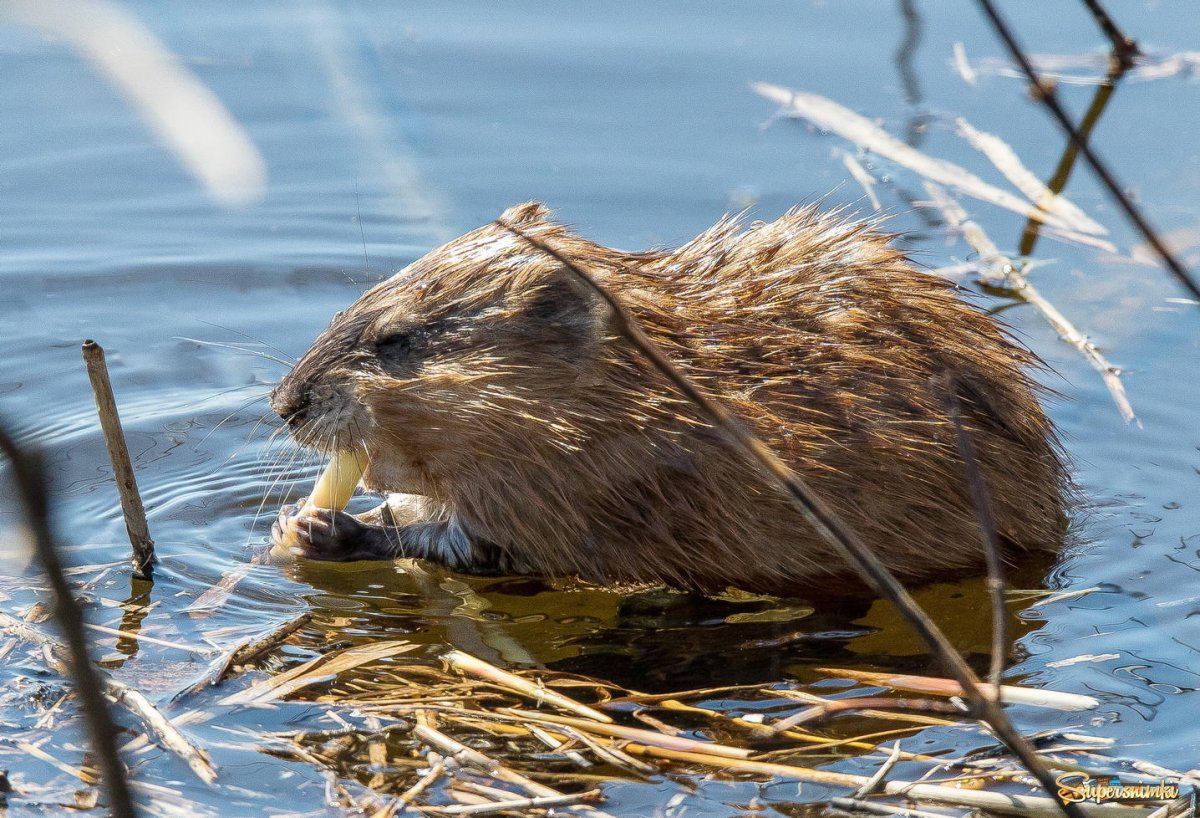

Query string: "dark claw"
[[271, 501, 378, 562]]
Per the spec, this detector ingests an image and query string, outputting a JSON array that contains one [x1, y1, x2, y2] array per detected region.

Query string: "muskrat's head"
[[270, 203, 618, 499]]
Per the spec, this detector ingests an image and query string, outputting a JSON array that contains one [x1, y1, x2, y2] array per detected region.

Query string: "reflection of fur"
[[272, 202, 1067, 597]]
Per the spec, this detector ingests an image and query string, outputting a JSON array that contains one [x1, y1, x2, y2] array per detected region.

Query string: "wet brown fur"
[[272, 202, 1068, 597]]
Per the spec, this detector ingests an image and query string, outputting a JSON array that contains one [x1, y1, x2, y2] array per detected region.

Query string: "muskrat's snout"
[[270, 347, 355, 450], [269, 378, 310, 432]]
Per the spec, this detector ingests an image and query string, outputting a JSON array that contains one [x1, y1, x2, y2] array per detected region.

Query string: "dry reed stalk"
[[495, 708, 750, 760], [220, 640, 417, 705], [831, 795, 965, 818], [81, 341, 155, 579], [386, 757, 445, 816], [774, 688, 961, 728], [953, 118, 1103, 235], [184, 548, 273, 617], [83, 622, 213, 656], [1018, 57, 1128, 258], [923, 181, 1136, 424], [837, 150, 882, 210], [443, 650, 613, 723], [815, 668, 1098, 711], [171, 610, 315, 699], [751, 83, 1101, 236]]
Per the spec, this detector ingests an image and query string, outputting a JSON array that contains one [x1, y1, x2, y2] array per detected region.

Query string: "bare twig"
[[975, 0, 1200, 303], [173, 611, 313, 699], [1078, 0, 1139, 68], [1019, 58, 1129, 257], [82, 340, 155, 579], [752, 82, 1102, 236], [0, 426, 138, 818], [924, 182, 1136, 424], [941, 376, 1008, 691], [498, 221, 1084, 818], [854, 741, 905, 797]]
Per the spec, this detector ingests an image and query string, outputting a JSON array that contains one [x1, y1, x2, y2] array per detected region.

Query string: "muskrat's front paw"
[[271, 503, 378, 562]]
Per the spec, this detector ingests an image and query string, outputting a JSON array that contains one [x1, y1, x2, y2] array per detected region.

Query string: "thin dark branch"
[[0, 424, 139, 818], [976, 0, 1200, 303], [941, 376, 1009, 692], [1078, 0, 1139, 67], [497, 220, 1083, 818], [1018, 57, 1128, 257]]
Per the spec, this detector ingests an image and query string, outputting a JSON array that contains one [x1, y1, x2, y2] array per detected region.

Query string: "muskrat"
[[270, 202, 1067, 597]]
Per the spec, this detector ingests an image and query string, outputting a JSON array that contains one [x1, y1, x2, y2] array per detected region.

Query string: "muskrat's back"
[[271, 202, 1068, 597]]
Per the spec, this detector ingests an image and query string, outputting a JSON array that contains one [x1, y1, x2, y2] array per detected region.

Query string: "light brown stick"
[[82, 340, 155, 578], [444, 649, 614, 724]]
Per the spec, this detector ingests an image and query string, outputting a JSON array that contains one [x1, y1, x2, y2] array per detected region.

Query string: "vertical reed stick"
[[82, 341, 155, 579]]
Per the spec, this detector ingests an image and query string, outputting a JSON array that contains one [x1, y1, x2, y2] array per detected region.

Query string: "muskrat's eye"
[[375, 332, 412, 360]]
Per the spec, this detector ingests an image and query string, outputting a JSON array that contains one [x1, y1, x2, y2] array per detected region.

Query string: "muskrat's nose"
[[269, 383, 309, 430]]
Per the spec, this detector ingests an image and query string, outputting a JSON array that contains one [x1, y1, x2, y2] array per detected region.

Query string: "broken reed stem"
[[498, 221, 1082, 818], [413, 723, 616, 818], [81, 340, 155, 579], [771, 697, 965, 732], [443, 649, 614, 724], [925, 181, 1136, 424], [1077, 0, 1139, 67], [941, 378, 1009, 693], [425, 790, 602, 816], [1019, 58, 1128, 257], [974, 0, 1200, 304], [0, 426, 138, 818]]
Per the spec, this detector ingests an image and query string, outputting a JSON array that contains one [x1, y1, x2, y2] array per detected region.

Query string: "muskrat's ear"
[[519, 273, 608, 343], [500, 201, 552, 226]]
